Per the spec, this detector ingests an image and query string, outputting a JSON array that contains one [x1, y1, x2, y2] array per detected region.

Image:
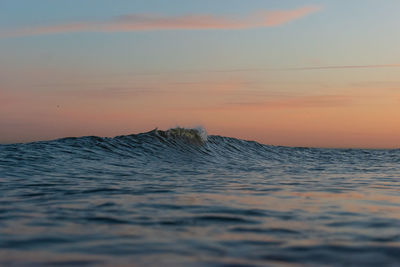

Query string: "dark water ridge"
[[1, 128, 400, 266]]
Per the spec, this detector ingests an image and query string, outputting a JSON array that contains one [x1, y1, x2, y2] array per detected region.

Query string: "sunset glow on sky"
[[1, 0, 400, 148]]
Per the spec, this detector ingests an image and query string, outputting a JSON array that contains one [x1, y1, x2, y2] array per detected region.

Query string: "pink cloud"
[[1, 6, 322, 38], [259, 6, 322, 26]]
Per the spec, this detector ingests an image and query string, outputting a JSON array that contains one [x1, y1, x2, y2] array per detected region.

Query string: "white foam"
[[194, 126, 208, 142]]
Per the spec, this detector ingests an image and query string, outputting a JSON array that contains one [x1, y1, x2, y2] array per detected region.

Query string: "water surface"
[[1, 129, 400, 266]]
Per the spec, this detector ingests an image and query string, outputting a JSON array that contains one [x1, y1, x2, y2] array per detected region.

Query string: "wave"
[[0, 127, 398, 173]]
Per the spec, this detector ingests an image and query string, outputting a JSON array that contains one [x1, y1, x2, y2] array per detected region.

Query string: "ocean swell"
[[1, 127, 400, 266]]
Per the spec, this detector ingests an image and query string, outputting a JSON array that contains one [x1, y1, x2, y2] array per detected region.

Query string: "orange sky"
[[1, 69, 399, 148]]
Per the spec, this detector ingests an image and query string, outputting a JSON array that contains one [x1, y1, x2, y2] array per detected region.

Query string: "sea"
[[1, 128, 400, 266]]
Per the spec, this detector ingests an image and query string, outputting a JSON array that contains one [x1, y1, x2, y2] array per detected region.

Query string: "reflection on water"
[[1, 131, 400, 266]]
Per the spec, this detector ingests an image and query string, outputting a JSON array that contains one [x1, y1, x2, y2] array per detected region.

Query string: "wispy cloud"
[[222, 95, 354, 109], [101, 64, 400, 77], [282, 64, 400, 71], [174, 94, 357, 113], [209, 64, 400, 73], [1, 6, 322, 38]]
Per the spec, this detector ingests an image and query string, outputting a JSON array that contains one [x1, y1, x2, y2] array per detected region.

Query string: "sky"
[[1, 0, 400, 148]]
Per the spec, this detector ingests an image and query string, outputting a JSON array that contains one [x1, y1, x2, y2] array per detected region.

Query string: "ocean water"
[[1, 128, 400, 266]]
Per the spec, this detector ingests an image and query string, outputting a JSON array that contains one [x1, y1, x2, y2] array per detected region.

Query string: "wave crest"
[[156, 127, 208, 144]]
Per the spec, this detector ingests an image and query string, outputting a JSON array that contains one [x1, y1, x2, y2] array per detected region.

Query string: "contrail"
[[211, 64, 400, 73]]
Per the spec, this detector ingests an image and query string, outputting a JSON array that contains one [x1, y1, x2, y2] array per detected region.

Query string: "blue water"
[[1, 128, 400, 266]]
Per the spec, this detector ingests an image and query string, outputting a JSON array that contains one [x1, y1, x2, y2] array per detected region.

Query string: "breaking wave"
[[1, 127, 398, 162], [1, 127, 398, 178]]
